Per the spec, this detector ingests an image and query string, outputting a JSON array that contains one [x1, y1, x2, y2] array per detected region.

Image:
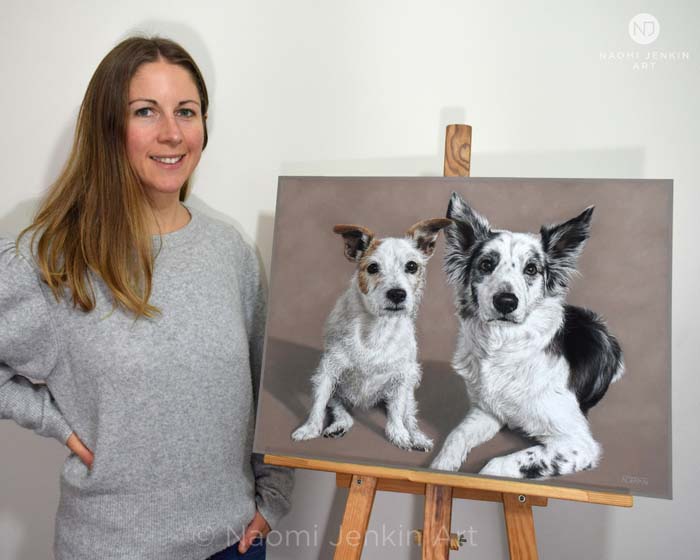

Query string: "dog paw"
[[322, 424, 349, 439], [291, 423, 322, 441], [410, 432, 434, 452], [430, 453, 463, 472], [386, 425, 414, 450], [479, 456, 521, 478]]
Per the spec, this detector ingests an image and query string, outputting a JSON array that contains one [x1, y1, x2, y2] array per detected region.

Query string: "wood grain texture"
[[334, 475, 378, 560], [264, 455, 633, 507], [335, 474, 548, 507], [413, 530, 463, 552], [443, 124, 472, 177], [503, 493, 539, 560], [422, 484, 453, 560]]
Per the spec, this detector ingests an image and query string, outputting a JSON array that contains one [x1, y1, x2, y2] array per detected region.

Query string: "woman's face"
[[126, 60, 205, 199]]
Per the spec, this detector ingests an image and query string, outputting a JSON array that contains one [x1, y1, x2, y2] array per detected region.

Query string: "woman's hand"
[[66, 432, 94, 469], [237, 510, 271, 554]]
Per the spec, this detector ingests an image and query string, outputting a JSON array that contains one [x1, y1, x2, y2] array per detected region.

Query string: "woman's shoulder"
[[0, 233, 51, 307], [0, 233, 40, 276], [188, 206, 257, 262]]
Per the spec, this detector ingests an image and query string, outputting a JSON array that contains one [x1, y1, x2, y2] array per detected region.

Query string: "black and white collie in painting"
[[430, 193, 624, 479]]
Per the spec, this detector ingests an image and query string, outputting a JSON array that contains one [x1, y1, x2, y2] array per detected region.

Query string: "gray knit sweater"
[[0, 206, 293, 559]]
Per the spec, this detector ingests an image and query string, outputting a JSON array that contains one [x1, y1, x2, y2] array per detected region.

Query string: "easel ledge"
[[264, 454, 632, 508]]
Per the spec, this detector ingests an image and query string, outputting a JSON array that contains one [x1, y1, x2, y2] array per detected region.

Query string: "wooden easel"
[[265, 124, 633, 559]]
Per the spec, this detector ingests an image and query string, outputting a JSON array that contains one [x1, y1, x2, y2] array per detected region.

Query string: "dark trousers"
[[207, 539, 266, 559]]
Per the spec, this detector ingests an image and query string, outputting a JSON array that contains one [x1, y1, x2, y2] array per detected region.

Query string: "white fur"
[[432, 199, 621, 479], [431, 298, 602, 476], [292, 229, 443, 451]]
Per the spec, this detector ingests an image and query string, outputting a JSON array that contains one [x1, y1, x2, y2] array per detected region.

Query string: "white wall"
[[1, 1, 697, 558]]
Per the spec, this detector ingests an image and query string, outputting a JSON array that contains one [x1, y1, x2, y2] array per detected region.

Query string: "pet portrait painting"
[[254, 177, 672, 498]]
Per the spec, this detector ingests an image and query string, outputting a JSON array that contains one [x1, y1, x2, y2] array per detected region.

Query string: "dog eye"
[[405, 261, 418, 274], [367, 263, 380, 274], [524, 263, 538, 276], [479, 259, 494, 273]]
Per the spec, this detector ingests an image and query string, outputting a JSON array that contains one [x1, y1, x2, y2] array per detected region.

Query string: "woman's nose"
[[158, 114, 182, 144]]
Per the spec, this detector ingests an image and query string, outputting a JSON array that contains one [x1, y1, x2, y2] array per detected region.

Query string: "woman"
[[0, 37, 292, 559]]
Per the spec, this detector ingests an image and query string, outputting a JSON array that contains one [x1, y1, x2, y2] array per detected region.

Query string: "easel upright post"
[[418, 123, 473, 560], [443, 124, 472, 177], [503, 493, 539, 559], [437, 123, 539, 560], [334, 475, 378, 560]]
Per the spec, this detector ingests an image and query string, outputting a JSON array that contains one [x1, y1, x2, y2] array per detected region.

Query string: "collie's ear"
[[406, 218, 452, 257], [540, 207, 594, 294], [444, 192, 491, 285], [333, 225, 375, 262]]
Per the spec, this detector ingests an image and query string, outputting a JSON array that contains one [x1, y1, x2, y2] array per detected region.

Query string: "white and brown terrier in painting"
[[291, 218, 451, 451], [430, 193, 624, 478]]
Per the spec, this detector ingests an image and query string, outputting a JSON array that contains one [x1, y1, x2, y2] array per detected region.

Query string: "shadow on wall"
[[280, 107, 646, 181]]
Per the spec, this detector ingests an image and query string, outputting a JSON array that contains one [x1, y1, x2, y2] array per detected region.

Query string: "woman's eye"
[[479, 259, 494, 273], [134, 107, 154, 117], [367, 263, 379, 275], [405, 261, 418, 274], [177, 108, 196, 118], [524, 263, 538, 276]]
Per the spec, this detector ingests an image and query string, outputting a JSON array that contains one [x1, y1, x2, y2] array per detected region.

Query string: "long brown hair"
[[19, 36, 209, 318]]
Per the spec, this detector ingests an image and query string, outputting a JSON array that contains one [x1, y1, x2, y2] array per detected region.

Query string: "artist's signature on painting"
[[622, 475, 649, 486]]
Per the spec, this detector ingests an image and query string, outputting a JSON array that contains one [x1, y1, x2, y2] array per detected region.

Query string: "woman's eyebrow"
[[128, 98, 158, 105], [127, 98, 200, 106]]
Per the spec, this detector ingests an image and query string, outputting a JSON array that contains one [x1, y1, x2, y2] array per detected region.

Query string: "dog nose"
[[493, 292, 518, 314], [386, 288, 407, 304]]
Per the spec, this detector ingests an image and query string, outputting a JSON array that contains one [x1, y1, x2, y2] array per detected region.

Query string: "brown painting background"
[[253, 177, 672, 499]]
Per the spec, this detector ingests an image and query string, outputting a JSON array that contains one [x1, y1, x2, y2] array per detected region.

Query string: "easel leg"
[[502, 493, 539, 560], [334, 475, 378, 560], [422, 484, 454, 560]]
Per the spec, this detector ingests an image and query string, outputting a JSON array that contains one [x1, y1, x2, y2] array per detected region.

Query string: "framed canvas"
[[254, 177, 672, 499]]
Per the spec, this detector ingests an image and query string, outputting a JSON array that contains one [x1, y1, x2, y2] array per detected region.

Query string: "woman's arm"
[[240, 242, 295, 529], [0, 239, 73, 444]]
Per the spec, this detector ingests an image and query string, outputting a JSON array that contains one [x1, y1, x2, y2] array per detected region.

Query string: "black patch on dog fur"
[[523, 253, 544, 287], [455, 238, 500, 319], [546, 305, 623, 414], [473, 250, 501, 282], [444, 194, 494, 287], [323, 428, 348, 438], [520, 461, 547, 479], [452, 233, 499, 319]]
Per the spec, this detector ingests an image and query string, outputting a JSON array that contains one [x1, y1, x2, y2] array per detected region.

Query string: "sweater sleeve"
[[240, 241, 294, 529], [0, 238, 73, 443]]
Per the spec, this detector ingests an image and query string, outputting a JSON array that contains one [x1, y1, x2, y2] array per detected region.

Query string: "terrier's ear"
[[540, 206, 594, 294], [333, 225, 375, 262], [444, 192, 491, 285], [406, 218, 452, 257]]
